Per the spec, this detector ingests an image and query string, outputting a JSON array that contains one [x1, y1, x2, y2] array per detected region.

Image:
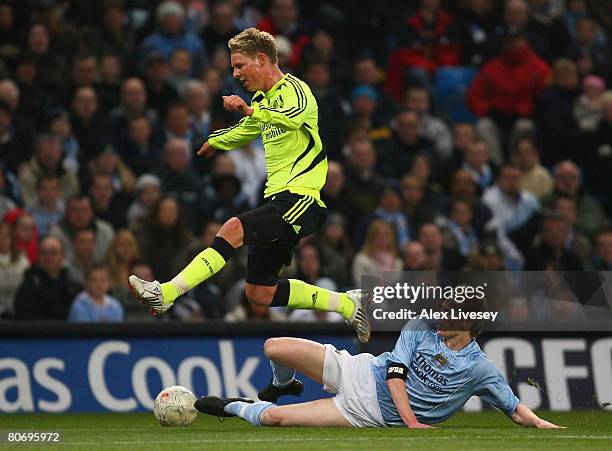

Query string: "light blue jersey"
[[370, 319, 519, 425]]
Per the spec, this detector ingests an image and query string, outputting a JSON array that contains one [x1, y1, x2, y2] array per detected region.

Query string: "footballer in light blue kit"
[[196, 300, 561, 429]]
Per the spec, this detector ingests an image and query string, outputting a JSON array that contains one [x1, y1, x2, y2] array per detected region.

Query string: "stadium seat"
[[434, 66, 478, 123]]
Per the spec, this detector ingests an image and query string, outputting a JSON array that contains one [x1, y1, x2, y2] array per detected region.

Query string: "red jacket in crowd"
[[467, 45, 552, 118], [386, 8, 461, 102]]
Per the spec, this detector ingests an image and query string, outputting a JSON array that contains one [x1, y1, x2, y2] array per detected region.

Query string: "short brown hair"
[[228, 28, 278, 63]]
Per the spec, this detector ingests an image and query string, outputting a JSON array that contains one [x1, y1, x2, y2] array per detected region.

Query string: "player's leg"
[[245, 243, 371, 342], [257, 337, 324, 401], [128, 216, 244, 313], [260, 399, 352, 427]]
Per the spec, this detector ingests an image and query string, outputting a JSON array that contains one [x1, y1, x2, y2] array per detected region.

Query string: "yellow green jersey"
[[207, 73, 326, 205]]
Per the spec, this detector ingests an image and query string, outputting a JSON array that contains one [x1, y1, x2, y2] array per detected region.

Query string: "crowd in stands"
[[0, 0, 611, 323]]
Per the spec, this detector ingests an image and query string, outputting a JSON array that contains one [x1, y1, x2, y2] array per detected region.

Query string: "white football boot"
[[346, 289, 372, 343], [128, 275, 172, 315]]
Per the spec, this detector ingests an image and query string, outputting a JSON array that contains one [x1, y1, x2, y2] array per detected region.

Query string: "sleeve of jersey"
[[250, 80, 311, 130], [208, 116, 261, 150], [474, 363, 520, 416]]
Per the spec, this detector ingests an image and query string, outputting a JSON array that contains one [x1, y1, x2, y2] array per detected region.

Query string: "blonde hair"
[[105, 229, 140, 285], [228, 28, 278, 63], [363, 219, 397, 258]]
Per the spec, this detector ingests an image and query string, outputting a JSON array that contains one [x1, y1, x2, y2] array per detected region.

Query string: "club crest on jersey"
[[271, 95, 284, 109], [433, 353, 448, 368]]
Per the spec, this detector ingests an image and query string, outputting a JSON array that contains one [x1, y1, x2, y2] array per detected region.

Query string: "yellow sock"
[[160, 247, 227, 304], [286, 279, 355, 320]]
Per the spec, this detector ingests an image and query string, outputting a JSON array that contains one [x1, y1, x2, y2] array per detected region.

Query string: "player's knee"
[[245, 283, 274, 306], [260, 406, 285, 427], [218, 217, 244, 247], [263, 337, 288, 360]]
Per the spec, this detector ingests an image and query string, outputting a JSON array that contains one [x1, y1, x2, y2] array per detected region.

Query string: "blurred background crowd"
[[0, 0, 611, 324]]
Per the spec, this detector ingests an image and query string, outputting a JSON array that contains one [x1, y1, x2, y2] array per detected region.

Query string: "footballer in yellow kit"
[[129, 28, 371, 343]]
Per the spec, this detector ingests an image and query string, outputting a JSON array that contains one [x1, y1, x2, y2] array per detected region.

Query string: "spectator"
[[554, 195, 592, 267], [14, 236, 81, 320], [184, 80, 212, 143], [257, 0, 310, 69], [418, 222, 465, 270], [227, 142, 266, 209], [343, 138, 385, 221], [0, 222, 29, 318], [25, 175, 64, 238], [386, 0, 460, 101], [443, 199, 479, 257], [142, 52, 180, 116], [25, 22, 66, 96], [512, 136, 553, 199], [66, 227, 97, 285], [0, 99, 32, 173], [91, 0, 137, 66], [468, 28, 551, 162], [167, 48, 192, 95], [593, 228, 612, 270], [315, 214, 352, 288], [153, 102, 204, 162], [0, 165, 20, 208], [97, 53, 122, 114], [453, 0, 498, 65], [352, 57, 397, 125], [18, 134, 79, 206], [525, 213, 583, 270], [135, 195, 192, 282], [584, 91, 612, 215], [200, 0, 241, 59], [352, 219, 402, 285], [88, 173, 132, 230], [400, 174, 437, 237], [444, 169, 493, 237], [303, 62, 348, 160], [127, 174, 162, 229], [300, 28, 350, 93], [70, 86, 111, 162], [105, 228, 140, 299], [69, 263, 124, 322], [140, 1, 206, 76], [443, 122, 476, 184], [534, 58, 581, 165], [523, 0, 572, 63], [483, 165, 540, 256], [155, 138, 204, 232], [405, 86, 453, 161], [402, 240, 427, 271], [348, 85, 388, 133], [574, 74, 606, 130], [5, 209, 38, 264], [120, 116, 160, 176], [87, 145, 136, 195], [320, 160, 359, 233], [541, 160, 610, 238], [125, 259, 157, 321], [374, 185, 410, 250], [49, 195, 115, 263], [287, 243, 343, 322], [461, 138, 498, 190], [570, 16, 610, 79], [110, 77, 157, 151], [47, 108, 80, 172], [376, 110, 435, 179]]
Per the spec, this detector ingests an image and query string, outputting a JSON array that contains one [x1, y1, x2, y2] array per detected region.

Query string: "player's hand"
[[197, 141, 216, 158], [535, 419, 564, 429], [222, 95, 254, 116], [406, 421, 434, 428]]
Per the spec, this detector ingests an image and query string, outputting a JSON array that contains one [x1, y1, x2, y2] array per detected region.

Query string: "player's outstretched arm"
[[386, 365, 433, 428], [510, 404, 564, 429]]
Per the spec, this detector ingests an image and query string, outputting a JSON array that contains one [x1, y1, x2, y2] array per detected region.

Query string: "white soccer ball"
[[153, 386, 198, 427]]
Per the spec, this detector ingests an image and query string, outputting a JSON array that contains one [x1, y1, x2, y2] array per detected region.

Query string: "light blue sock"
[[271, 360, 295, 387], [225, 401, 274, 427]]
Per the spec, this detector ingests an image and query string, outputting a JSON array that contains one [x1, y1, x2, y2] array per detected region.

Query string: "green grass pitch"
[[1, 411, 611, 450]]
